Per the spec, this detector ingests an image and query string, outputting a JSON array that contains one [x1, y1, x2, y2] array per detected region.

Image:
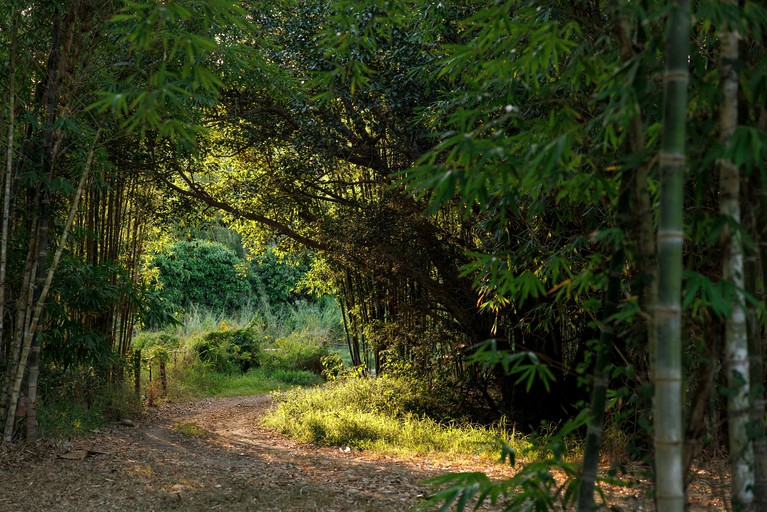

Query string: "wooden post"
[[133, 349, 141, 397], [159, 360, 167, 396]]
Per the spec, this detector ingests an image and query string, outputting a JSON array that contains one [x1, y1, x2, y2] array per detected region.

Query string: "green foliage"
[[149, 239, 252, 313], [418, 413, 589, 512], [37, 380, 142, 438], [253, 367, 324, 387], [418, 461, 580, 512], [193, 326, 263, 373], [262, 332, 331, 374], [93, 0, 255, 142], [165, 356, 322, 400], [43, 255, 136, 367], [132, 333, 183, 381], [145, 239, 320, 325], [264, 376, 524, 457], [133, 332, 181, 352], [320, 353, 347, 380], [469, 340, 557, 393], [248, 247, 311, 305], [165, 294, 342, 347]]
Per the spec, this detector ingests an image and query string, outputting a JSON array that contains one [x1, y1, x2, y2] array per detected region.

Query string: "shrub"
[[148, 240, 253, 313], [133, 332, 182, 351], [263, 331, 330, 373], [194, 327, 262, 373], [263, 376, 522, 457], [247, 246, 310, 305]]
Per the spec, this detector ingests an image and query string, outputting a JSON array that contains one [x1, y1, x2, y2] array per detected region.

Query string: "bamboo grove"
[[1, 1, 767, 509]]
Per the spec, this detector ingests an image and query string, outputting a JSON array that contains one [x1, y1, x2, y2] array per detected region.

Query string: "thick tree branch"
[[158, 173, 330, 252]]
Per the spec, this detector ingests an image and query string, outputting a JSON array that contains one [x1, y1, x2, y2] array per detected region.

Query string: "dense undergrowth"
[[36, 297, 339, 437], [36, 296, 545, 464], [263, 376, 529, 458]]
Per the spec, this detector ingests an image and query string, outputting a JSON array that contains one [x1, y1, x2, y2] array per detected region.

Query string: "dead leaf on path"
[[57, 450, 87, 460]]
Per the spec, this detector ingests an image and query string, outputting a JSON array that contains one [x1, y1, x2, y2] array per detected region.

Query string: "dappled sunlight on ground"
[[0, 395, 729, 511]]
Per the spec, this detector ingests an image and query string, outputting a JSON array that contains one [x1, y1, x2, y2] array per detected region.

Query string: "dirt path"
[[0, 395, 515, 511], [0, 395, 729, 511]]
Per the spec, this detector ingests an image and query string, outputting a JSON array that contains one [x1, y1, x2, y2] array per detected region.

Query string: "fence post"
[[159, 360, 167, 396], [133, 349, 141, 397]]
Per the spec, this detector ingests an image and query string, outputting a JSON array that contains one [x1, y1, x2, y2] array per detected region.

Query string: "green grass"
[[37, 400, 110, 437], [36, 297, 339, 439], [134, 295, 341, 400], [172, 421, 211, 437], [38, 382, 143, 437], [263, 376, 531, 459], [170, 296, 342, 343], [164, 358, 323, 399]]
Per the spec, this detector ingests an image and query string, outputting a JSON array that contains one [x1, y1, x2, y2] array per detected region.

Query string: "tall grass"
[[170, 295, 341, 343], [135, 295, 341, 401], [264, 376, 530, 458], [37, 381, 143, 437], [35, 296, 340, 439], [165, 356, 323, 400]]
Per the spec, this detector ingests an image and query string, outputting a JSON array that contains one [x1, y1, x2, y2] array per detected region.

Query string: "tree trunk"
[[744, 187, 766, 509], [3, 129, 100, 442], [24, 196, 51, 443], [752, 113, 767, 510], [576, 231, 625, 511], [654, 0, 690, 510], [0, 8, 18, 426], [718, 7, 754, 509]]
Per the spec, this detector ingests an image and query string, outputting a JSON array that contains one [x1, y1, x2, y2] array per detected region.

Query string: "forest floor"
[[0, 394, 728, 511]]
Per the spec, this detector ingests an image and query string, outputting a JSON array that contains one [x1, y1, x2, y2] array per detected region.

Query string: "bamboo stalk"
[[752, 108, 767, 510], [654, 1, 691, 510], [577, 154, 632, 511], [718, 7, 754, 508], [0, 10, 18, 424], [744, 187, 766, 508], [3, 129, 101, 442]]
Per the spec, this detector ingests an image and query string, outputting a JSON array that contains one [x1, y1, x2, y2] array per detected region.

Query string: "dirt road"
[[0, 394, 730, 511], [0, 395, 518, 511]]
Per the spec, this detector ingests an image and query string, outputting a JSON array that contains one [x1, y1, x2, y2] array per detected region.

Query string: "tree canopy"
[[2, 0, 767, 509]]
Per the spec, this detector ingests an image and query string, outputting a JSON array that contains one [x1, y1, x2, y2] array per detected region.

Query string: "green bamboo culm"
[[575, 244, 624, 512], [576, 168, 631, 512], [753, 180, 767, 508], [654, 1, 690, 510], [718, 3, 755, 509]]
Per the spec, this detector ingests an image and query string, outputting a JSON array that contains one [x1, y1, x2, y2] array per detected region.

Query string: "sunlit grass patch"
[[172, 421, 211, 437], [263, 376, 530, 458], [166, 358, 323, 400]]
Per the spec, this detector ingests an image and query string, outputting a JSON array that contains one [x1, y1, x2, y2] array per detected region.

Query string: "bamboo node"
[[662, 71, 689, 81], [658, 151, 685, 166], [656, 230, 683, 241]]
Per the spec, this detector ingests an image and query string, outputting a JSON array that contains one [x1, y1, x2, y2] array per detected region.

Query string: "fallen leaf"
[[57, 451, 87, 460]]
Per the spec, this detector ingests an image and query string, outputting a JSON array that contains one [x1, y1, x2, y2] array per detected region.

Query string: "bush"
[[263, 331, 330, 373], [133, 332, 182, 351], [194, 327, 262, 373], [263, 376, 522, 456], [148, 240, 253, 313], [248, 247, 310, 305]]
